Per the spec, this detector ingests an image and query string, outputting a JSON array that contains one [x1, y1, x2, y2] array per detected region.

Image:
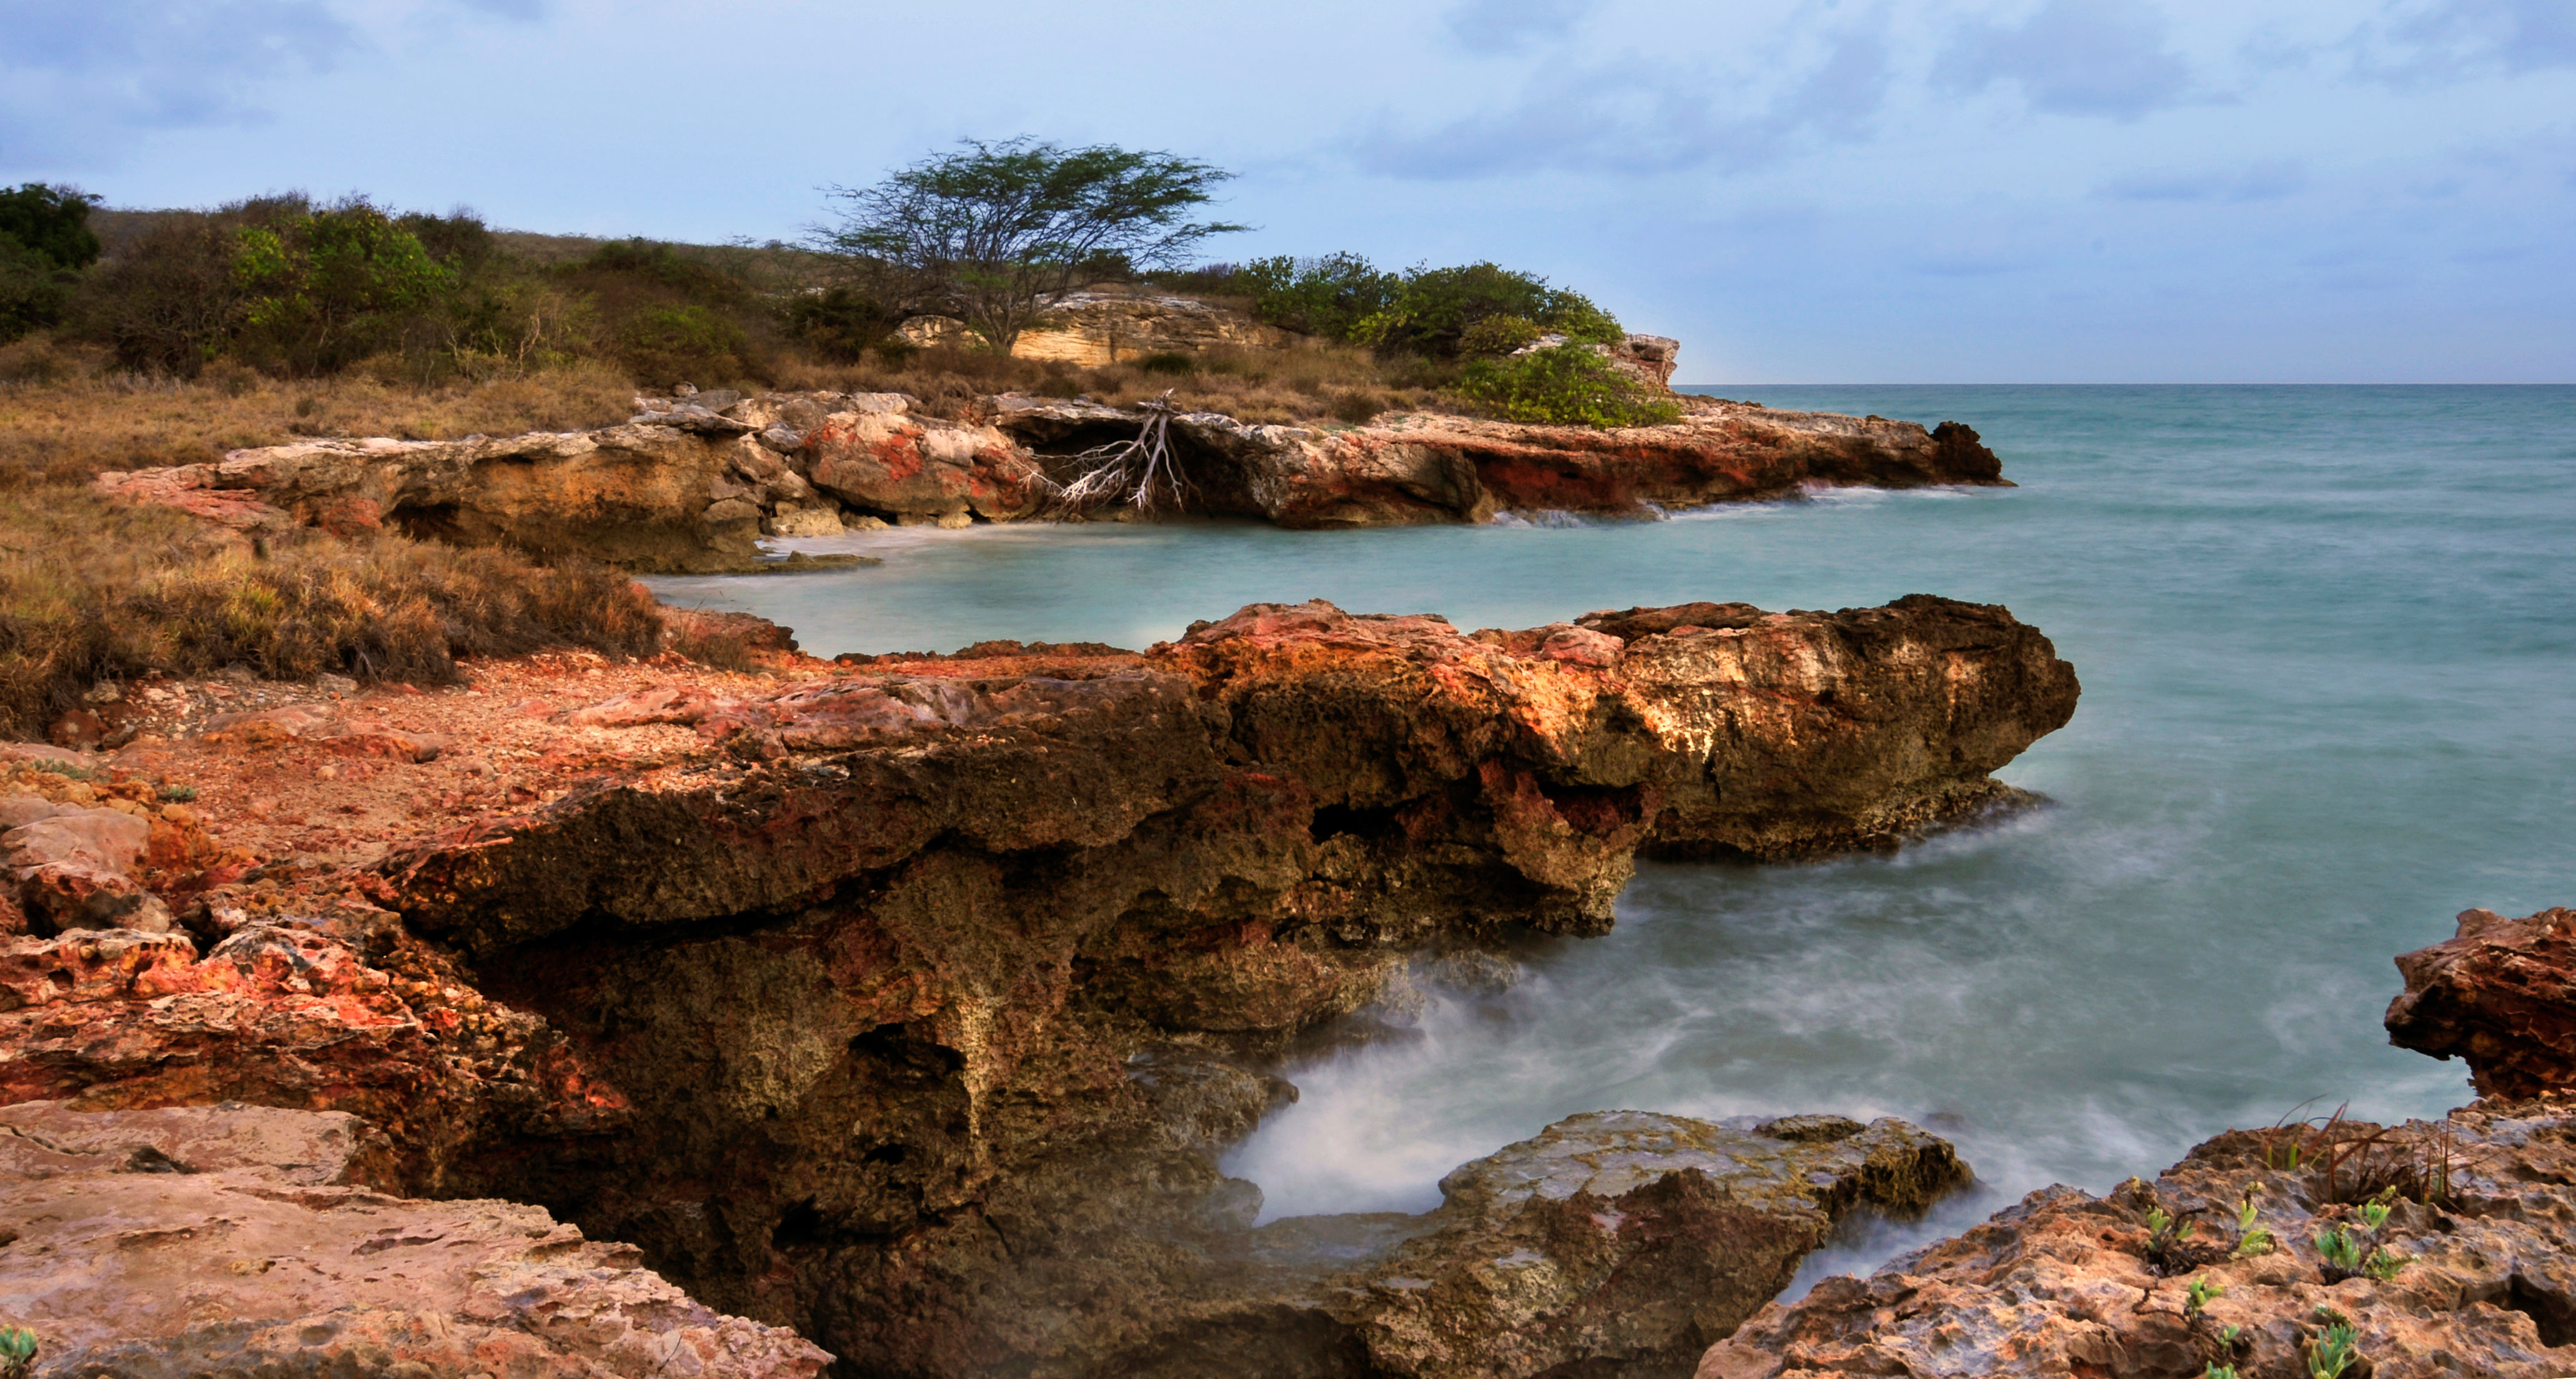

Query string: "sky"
[[2, 0, 2570, 382]]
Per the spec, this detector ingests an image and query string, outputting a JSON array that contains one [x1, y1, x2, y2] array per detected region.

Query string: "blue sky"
[[2, 0, 2569, 382]]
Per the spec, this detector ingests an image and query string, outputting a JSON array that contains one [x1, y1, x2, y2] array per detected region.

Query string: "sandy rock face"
[[2387, 907, 2576, 1099], [897, 285, 1297, 365], [1698, 1097, 2576, 1379], [0, 1101, 830, 1378]]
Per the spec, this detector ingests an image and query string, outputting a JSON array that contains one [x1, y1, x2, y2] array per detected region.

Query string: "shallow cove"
[[649, 384, 2576, 1277]]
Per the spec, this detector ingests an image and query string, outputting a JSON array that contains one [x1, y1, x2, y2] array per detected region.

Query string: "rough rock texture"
[[98, 382, 2009, 568], [896, 284, 1297, 366], [2387, 907, 2576, 1100], [0, 1100, 830, 1378], [1699, 1095, 2576, 1379], [994, 397, 2006, 528], [90, 427, 789, 572], [0, 596, 2073, 1378], [1092, 1111, 1971, 1379]]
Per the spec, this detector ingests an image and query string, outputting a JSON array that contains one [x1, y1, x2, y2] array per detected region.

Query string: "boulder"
[[2387, 907, 2576, 1099], [0, 1101, 831, 1378], [799, 407, 1038, 523], [4, 807, 166, 932], [1699, 1097, 2576, 1379]]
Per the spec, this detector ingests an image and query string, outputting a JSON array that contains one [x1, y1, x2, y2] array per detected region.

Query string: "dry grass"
[[776, 341, 1463, 425], [0, 485, 665, 739], [0, 342, 637, 485]]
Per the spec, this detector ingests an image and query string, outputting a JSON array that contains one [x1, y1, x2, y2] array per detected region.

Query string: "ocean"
[[647, 384, 2576, 1277]]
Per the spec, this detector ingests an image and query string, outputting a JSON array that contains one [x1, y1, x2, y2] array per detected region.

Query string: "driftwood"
[[1034, 389, 1196, 518]]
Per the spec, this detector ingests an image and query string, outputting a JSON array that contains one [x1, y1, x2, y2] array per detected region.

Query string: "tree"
[[816, 137, 1246, 352], [0, 183, 102, 342], [230, 198, 455, 375]]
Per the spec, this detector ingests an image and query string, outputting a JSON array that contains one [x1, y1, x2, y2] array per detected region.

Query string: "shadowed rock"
[[2387, 907, 2576, 1100]]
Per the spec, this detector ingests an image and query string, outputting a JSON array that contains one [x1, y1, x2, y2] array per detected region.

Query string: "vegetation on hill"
[[0, 156, 1682, 734]]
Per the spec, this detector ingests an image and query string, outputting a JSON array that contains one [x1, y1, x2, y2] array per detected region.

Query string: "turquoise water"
[[651, 386, 2576, 1264]]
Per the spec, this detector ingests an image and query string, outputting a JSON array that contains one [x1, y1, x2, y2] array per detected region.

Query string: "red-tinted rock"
[[2387, 907, 2576, 1099]]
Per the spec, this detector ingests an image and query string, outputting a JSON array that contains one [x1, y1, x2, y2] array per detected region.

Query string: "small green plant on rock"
[[2307, 1316, 2361, 1379], [1, 1325, 38, 1379], [2186, 1277, 2227, 1314], [2234, 1184, 2276, 1257], [2204, 1367, 2239, 1379]]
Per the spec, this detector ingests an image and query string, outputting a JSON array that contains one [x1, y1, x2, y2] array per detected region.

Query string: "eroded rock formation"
[[2387, 907, 2576, 1100], [96, 386, 2007, 566], [0, 595, 2075, 1377], [0, 1100, 829, 1378], [897, 284, 1299, 365], [1699, 1096, 2576, 1379], [994, 396, 2005, 528]]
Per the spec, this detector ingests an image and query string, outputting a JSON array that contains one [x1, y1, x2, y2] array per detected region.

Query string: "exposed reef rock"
[[1101, 1110, 1971, 1379], [1698, 1095, 2576, 1379], [2388, 907, 2576, 1100], [993, 396, 2005, 528], [0, 1100, 830, 1377], [1, 596, 2074, 1377], [96, 387, 2006, 566]]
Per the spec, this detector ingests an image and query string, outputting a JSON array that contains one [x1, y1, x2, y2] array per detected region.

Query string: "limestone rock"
[[1698, 1097, 2576, 1379], [2387, 907, 2576, 1099], [0, 1102, 831, 1378], [799, 407, 1038, 523], [896, 285, 1295, 366], [992, 396, 2008, 528]]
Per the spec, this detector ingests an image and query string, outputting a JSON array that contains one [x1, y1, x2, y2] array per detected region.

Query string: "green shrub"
[[1239, 252, 1401, 342], [74, 214, 251, 375], [0, 1323, 34, 1379], [1456, 344, 1680, 428], [231, 199, 456, 377], [1459, 313, 1542, 357], [1357, 261, 1621, 358], [783, 285, 892, 363], [615, 304, 755, 388], [1137, 350, 1196, 375]]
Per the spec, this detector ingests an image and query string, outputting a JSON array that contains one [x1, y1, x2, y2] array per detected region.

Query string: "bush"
[[781, 285, 893, 363], [1459, 314, 1542, 357], [1358, 262, 1621, 358], [615, 304, 756, 388], [1457, 344, 1681, 428], [231, 199, 456, 377], [1239, 252, 1400, 341], [1136, 350, 1195, 375], [73, 214, 250, 375]]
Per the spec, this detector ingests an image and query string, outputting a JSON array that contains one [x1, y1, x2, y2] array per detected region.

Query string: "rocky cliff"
[[2387, 907, 2576, 1101], [94, 388, 2006, 567], [1, 595, 2075, 1377]]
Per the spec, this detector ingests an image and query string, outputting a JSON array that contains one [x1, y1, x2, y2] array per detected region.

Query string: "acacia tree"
[[816, 138, 1245, 352]]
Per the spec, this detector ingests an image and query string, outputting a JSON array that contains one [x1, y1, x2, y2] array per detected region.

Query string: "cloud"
[[2365, 0, 2576, 77], [1937, 0, 2195, 119], [2098, 160, 2308, 203], [1444, 0, 1593, 55], [0, 0, 360, 166], [1352, 27, 1893, 179]]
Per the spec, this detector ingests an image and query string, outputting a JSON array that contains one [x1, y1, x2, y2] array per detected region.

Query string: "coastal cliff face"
[[92, 389, 2006, 567], [1, 595, 2075, 1377], [995, 396, 2004, 528]]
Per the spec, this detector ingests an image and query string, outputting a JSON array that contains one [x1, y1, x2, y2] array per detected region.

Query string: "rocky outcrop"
[[1110, 1110, 1970, 1379], [0, 1100, 830, 1378], [1699, 1095, 2576, 1379], [897, 284, 1297, 365], [2, 596, 2074, 1377], [97, 383, 2009, 566], [996, 397, 2006, 527], [2387, 907, 2576, 1100], [1511, 332, 1683, 390]]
